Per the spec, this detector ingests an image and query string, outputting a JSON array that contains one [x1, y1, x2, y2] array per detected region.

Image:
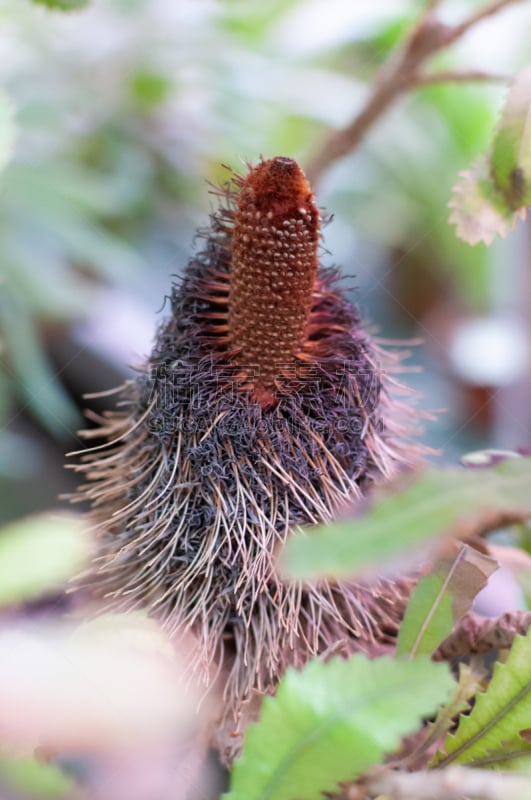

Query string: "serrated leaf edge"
[[435, 631, 531, 768], [229, 657, 453, 800]]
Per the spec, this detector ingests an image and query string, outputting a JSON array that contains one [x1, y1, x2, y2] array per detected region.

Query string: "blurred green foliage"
[[0, 510, 87, 798], [0, 90, 14, 175], [0, 511, 89, 605], [281, 457, 531, 581], [31, 0, 89, 9], [433, 628, 531, 769], [0, 756, 74, 799], [0, 510, 202, 799], [449, 67, 531, 245]]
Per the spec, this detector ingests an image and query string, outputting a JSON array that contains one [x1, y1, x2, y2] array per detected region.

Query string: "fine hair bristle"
[[69, 156, 425, 764]]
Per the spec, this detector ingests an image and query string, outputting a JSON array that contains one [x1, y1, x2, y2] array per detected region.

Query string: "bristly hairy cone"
[[70, 157, 423, 764]]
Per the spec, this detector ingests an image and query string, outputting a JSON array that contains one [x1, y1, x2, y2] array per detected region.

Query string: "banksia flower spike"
[[71, 157, 421, 761]]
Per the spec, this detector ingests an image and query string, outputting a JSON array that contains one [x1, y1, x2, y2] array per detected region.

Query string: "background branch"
[[306, 0, 525, 184], [449, 0, 527, 43]]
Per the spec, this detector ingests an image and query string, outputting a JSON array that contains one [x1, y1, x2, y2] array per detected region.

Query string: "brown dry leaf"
[[435, 610, 531, 660]]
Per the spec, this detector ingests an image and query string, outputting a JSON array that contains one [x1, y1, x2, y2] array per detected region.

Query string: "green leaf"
[[280, 458, 531, 581], [435, 629, 531, 768], [448, 156, 525, 246], [397, 543, 498, 658], [0, 755, 74, 798], [130, 70, 174, 110], [30, 0, 90, 10], [491, 67, 531, 209], [414, 664, 485, 760], [227, 655, 454, 800], [0, 512, 90, 607], [0, 90, 15, 180]]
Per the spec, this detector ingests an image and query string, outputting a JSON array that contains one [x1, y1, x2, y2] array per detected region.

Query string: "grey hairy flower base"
[[70, 175, 423, 764]]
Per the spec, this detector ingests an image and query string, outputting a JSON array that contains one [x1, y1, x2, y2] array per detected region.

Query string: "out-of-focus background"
[[1, 0, 531, 525]]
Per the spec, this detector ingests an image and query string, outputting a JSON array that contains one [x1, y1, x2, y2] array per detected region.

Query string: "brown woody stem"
[[306, 0, 525, 184]]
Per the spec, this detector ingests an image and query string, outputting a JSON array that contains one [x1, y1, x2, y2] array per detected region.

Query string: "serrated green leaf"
[[47, 213, 144, 283], [0, 512, 90, 606], [0, 755, 74, 798], [448, 156, 525, 246], [281, 458, 531, 581], [220, 0, 296, 40], [491, 67, 531, 209], [416, 664, 485, 759], [227, 655, 454, 800], [435, 629, 531, 768], [397, 543, 498, 658]]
